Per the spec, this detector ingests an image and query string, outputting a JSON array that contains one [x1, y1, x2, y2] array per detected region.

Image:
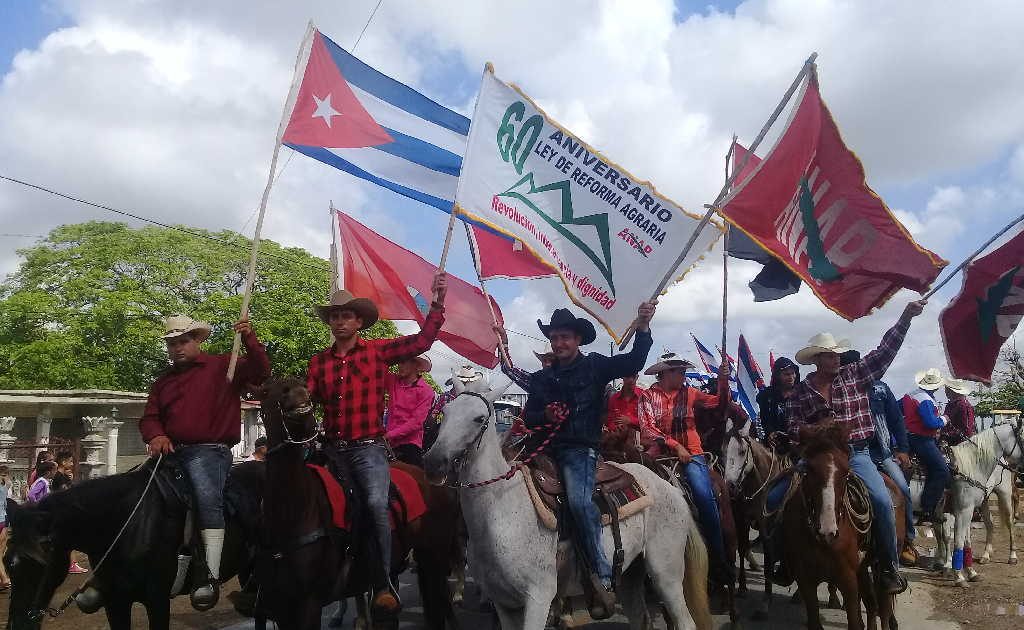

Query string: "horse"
[[942, 419, 1024, 587], [255, 376, 459, 630], [3, 458, 264, 630], [772, 423, 905, 630], [424, 378, 712, 630]]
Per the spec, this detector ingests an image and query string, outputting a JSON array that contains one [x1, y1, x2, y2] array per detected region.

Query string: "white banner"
[[455, 66, 722, 340]]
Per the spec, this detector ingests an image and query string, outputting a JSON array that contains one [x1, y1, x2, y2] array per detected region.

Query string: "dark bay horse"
[[256, 377, 459, 630], [3, 459, 264, 630]]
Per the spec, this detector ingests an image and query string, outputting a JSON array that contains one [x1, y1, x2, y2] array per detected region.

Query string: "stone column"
[[35, 405, 52, 460], [105, 407, 123, 475], [79, 416, 108, 480], [242, 407, 263, 457], [0, 417, 16, 465]]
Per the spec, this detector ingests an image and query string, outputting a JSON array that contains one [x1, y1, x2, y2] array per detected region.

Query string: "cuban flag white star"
[[311, 93, 341, 127]]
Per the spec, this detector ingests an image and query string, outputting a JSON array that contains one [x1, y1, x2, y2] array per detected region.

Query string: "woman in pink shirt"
[[385, 355, 437, 467]]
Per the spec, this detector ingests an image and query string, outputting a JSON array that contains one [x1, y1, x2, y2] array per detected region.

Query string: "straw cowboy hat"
[[408, 354, 432, 373], [945, 378, 972, 396], [161, 315, 211, 342], [537, 308, 597, 345], [644, 352, 696, 376], [795, 333, 852, 365], [445, 365, 483, 387], [314, 289, 379, 329], [914, 368, 945, 391]]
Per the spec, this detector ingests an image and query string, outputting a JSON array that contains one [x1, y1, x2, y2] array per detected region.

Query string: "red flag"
[[469, 225, 554, 280], [719, 74, 946, 320], [769, 351, 776, 371], [730, 141, 762, 187], [940, 227, 1024, 385], [335, 210, 502, 368]]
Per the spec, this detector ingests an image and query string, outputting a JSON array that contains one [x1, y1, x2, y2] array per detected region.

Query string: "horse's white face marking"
[[724, 436, 748, 486], [819, 454, 839, 538]]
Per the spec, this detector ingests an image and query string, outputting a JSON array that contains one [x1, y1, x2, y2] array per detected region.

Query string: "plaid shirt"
[[786, 319, 910, 444], [307, 308, 444, 441]]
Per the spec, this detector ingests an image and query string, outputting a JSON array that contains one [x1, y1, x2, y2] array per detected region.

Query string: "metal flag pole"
[[618, 52, 818, 350], [464, 222, 512, 366], [227, 22, 316, 382], [922, 212, 1024, 300]]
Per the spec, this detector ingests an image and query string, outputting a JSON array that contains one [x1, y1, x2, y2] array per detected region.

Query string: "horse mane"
[[798, 422, 849, 458], [951, 425, 1000, 483]]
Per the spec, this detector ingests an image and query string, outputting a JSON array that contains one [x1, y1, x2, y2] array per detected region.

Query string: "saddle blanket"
[[306, 464, 427, 531]]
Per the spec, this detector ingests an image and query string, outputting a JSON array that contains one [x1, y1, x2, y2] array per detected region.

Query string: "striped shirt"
[[786, 319, 910, 444]]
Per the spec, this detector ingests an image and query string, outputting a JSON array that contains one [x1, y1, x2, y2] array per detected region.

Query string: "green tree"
[[0, 221, 397, 391], [972, 345, 1024, 416]]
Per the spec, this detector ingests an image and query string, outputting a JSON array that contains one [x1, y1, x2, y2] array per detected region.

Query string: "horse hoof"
[[976, 556, 990, 565], [1008, 557, 1019, 565], [954, 579, 968, 588], [967, 573, 982, 582]]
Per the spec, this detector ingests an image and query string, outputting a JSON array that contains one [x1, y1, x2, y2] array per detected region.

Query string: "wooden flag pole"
[[463, 222, 512, 366], [618, 52, 818, 350], [227, 22, 316, 381], [922, 212, 1024, 300], [721, 134, 738, 356]]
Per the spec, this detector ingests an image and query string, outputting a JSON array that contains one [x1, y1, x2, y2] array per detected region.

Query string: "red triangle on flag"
[[283, 33, 393, 149]]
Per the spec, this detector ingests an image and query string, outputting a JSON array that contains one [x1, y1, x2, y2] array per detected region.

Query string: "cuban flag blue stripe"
[[373, 126, 462, 176], [286, 143, 454, 213], [321, 33, 470, 136]]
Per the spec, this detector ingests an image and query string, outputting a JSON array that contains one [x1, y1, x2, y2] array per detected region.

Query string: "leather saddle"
[[528, 453, 635, 514]]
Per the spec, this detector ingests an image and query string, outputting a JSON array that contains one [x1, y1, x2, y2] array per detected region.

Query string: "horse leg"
[[144, 596, 171, 630], [643, 537, 695, 630], [297, 598, 326, 630], [355, 593, 370, 630], [795, 575, 823, 630], [103, 598, 133, 630], [618, 562, 649, 630], [826, 583, 842, 609], [858, 563, 878, 630], [952, 509, 971, 587], [736, 507, 749, 597], [414, 546, 458, 630], [837, 565, 863, 630], [979, 496, 995, 564], [996, 481, 1018, 565]]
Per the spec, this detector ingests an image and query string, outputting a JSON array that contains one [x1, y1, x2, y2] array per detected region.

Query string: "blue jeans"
[[764, 446, 900, 571], [908, 433, 950, 516], [555, 446, 612, 583], [684, 455, 726, 566], [329, 442, 393, 587], [176, 444, 232, 529], [869, 441, 915, 542]]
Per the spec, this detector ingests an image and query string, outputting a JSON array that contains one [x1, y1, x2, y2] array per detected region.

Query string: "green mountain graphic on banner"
[[499, 173, 615, 294], [977, 265, 1020, 344]]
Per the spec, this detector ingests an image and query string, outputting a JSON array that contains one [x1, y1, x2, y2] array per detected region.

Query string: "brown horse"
[[256, 377, 459, 630]]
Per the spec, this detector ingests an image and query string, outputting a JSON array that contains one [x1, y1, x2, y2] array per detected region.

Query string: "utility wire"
[[352, 0, 384, 51]]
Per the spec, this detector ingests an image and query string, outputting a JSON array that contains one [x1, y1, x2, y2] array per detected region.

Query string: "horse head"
[[423, 379, 510, 486], [797, 421, 852, 541], [3, 499, 60, 630], [723, 429, 752, 492], [257, 376, 318, 452]]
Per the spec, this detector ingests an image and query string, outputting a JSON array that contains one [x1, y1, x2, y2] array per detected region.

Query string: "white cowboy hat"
[[161, 315, 211, 342], [644, 352, 696, 376], [407, 354, 432, 373], [944, 378, 972, 396], [795, 333, 852, 365], [444, 365, 482, 387], [915, 368, 945, 391]]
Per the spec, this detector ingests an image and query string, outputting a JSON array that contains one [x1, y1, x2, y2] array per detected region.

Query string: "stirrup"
[[190, 580, 219, 612]]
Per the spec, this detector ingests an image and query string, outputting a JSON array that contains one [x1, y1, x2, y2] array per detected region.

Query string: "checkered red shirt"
[[786, 319, 910, 444], [306, 308, 444, 441]]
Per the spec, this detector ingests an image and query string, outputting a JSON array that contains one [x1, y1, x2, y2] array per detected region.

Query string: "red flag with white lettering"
[[719, 72, 946, 320], [335, 210, 502, 368], [471, 225, 555, 280], [940, 226, 1024, 385]]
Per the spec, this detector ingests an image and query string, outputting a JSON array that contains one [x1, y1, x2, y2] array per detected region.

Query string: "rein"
[[450, 393, 566, 489], [34, 454, 164, 621], [734, 434, 778, 502]]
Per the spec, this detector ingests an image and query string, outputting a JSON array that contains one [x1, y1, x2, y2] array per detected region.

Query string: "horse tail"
[[682, 515, 712, 630]]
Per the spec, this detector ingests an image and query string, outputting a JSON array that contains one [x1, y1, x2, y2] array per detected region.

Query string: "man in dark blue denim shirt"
[[524, 302, 655, 618]]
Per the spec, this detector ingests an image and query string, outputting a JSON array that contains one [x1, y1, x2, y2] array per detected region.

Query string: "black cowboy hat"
[[537, 308, 597, 345]]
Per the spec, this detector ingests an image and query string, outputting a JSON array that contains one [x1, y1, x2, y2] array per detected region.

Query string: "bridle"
[[730, 433, 778, 502], [956, 417, 1024, 489], [264, 399, 321, 456], [443, 391, 497, 487]]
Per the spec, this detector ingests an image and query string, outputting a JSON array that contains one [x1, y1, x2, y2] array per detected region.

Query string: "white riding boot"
[[191, 529, 224, 611]]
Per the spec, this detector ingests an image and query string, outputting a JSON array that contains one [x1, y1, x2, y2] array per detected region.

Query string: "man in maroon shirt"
[[140, 314, 270, 609], [306, 273, 446, 616]]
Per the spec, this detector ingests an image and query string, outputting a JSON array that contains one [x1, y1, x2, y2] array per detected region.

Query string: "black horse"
[[3, 458, 265, 630]]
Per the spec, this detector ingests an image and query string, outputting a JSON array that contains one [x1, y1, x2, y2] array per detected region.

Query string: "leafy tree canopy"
[[0, 221, 397, 391], [972, 345, 1024, 417]]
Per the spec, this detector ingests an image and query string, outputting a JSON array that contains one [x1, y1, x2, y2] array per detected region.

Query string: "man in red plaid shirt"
[[764, 299, 926, 595], [306, 272, 446, 616]]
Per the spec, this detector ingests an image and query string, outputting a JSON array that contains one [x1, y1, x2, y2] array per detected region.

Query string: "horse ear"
[[484, 380, 513, 403]]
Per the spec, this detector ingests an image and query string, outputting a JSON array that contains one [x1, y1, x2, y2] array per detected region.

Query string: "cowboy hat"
[[537, 308, 597, 345], [405, 354, 432, 373], [914, 368, 945, 391], [944, 378, 972, 396], [795, 333, 852, 365], [161, 315, 212, 342], [644, 352, 696, 376], [444, 365, 482, 387], [314, 290, 379, 329]]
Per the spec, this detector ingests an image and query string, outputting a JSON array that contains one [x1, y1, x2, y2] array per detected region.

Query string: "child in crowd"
[[28, 460, 58, 503], [0, 465, 11, 590]]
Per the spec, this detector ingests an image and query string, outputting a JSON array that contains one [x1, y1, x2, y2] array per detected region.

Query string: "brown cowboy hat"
[[314, 290, 379, 329]]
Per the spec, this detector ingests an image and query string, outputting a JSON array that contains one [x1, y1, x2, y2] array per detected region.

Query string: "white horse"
[[424, 379, 712, 630], [944, 420, 1024, 587]]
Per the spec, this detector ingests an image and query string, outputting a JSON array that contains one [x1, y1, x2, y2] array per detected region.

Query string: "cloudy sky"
[[1, 0, 1022, 398]]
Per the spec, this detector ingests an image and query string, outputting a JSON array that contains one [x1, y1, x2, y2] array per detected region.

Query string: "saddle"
[[305, 463, 428, 532]]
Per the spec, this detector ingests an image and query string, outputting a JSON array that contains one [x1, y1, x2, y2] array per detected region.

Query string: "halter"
[[264, 400, 321, 456], [444, 391, 497, 487], [731, 433, 779, 502], [955, 416, 1024, 488]]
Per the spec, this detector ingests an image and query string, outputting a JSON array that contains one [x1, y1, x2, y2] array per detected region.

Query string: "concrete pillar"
[[243, 407, 263, 457], [0, 417, 16, 465], [79, 416, 108, 480], [105, 407, 123, 475], [35, 405, 52, 460]]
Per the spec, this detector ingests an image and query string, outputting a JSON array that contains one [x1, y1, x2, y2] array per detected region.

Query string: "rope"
[[844, 474, 873, 536], [460, 403, 567, 489], [741, 439, 779, 502], [44, 455, 164, 619]]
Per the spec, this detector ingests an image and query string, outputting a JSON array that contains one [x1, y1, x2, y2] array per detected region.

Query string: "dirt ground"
[[916, 515, 1024, 630]]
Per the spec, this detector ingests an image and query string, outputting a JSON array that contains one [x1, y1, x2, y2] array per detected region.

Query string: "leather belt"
[[326, 436, 384, 449]]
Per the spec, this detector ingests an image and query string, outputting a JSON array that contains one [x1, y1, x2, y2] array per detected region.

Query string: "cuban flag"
[[736, 334, 767, 436], [281, 27, 467, 211], [692, 334, 722, 374]]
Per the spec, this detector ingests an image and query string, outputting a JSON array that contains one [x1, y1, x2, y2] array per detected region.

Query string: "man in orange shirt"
[[638, 352, 734, 577], [605, 373, 643, 433]]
